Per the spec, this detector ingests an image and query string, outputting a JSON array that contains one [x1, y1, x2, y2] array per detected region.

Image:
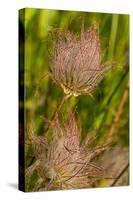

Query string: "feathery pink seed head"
[[51, 23, 111, 97]]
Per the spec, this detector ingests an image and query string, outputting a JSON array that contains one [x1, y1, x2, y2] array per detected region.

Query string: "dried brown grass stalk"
[[107, 83, 129, 143], [111, 162, 129, 186]]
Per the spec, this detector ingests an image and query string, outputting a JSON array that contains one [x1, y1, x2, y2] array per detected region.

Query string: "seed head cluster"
[[51, 24, 111, 97], [26, 114, 109, 191]]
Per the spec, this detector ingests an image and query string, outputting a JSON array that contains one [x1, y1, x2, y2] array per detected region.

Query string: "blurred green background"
[[19, 8, 129, 147]]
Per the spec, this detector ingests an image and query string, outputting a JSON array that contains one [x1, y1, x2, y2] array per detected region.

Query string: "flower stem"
[[51, 94, 70, 121], [44, 94, 70, 133]]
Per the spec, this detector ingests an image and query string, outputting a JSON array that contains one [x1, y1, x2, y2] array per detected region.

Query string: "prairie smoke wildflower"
[[50, 23, 112, 97], [26, 114, 110, 191]]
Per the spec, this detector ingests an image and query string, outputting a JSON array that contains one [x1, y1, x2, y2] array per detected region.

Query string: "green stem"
[[44, 94, 70, 133], [51, 94, 70, 121], [108, 14, 119, 60]]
